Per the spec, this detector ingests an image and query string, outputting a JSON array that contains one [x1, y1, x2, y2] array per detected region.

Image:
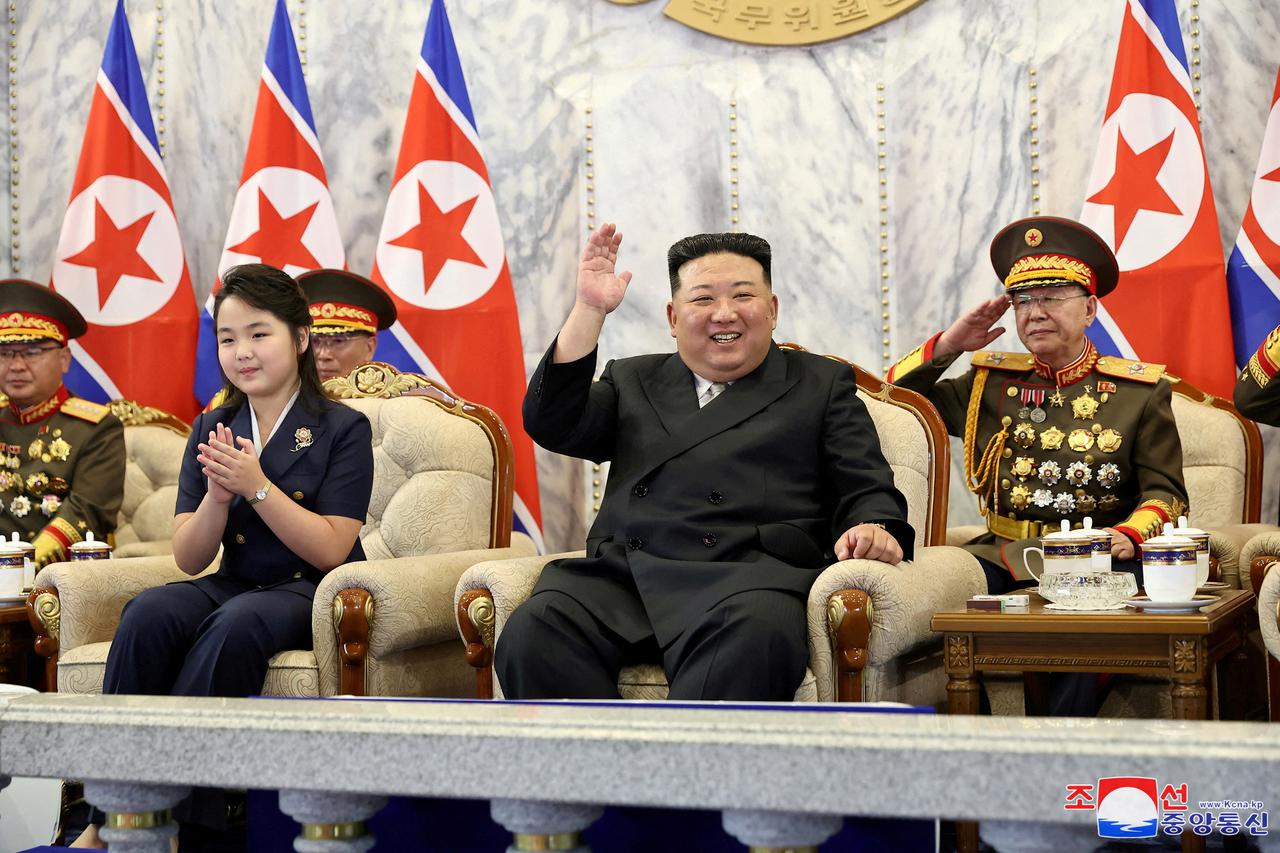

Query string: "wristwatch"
[[246, 482, 272, 505]]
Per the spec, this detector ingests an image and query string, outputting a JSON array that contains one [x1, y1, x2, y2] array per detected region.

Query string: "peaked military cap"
[[0, 279, 87, 344], [990, 216, 1119, 298], [297, 269, 397, 336]]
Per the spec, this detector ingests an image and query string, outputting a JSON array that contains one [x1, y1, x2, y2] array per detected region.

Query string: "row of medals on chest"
[[0, 428, 72, 518], [1002, 384, 1122, 514]]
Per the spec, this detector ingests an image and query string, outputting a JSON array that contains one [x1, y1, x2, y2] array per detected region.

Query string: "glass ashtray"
[[1035, 570, 1137, 610]]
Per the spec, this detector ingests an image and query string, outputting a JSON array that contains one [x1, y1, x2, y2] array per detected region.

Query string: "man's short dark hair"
[[667, 232, 772, 293]]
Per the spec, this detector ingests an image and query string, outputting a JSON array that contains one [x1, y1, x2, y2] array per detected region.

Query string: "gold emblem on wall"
[[607, 0, 929, 47]]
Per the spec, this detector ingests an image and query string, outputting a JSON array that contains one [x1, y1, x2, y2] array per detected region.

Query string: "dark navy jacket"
[[178, 396, 374, 587]]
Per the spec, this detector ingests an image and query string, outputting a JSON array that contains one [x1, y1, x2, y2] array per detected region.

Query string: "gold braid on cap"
[[309, 302, 377, 335], [1004, 255, 1093, 290], [0, 312, 67, 343], [963, 367, 1007, 516]]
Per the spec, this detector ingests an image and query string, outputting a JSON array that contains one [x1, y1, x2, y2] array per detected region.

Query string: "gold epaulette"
[[60, 397, 111, 424], [971, 351, 1033, 371], [0, 392, 8, 408], [1095, 356, 1165, 384]]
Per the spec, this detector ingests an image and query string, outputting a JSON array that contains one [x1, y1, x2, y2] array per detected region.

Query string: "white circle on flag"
[[218, 166, 344, 276], [375, 160, 504, 310], [1251, 98, 1280, 246], [52, 175, 184, 326], [1081, 92, 1205, 271]]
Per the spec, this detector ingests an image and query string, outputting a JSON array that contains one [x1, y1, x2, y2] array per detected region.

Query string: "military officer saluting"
[[298, 269, 396, 382], [0, 280, 124, 567], [1234, 323, 1280, 427], [888, 216, 1189, 594]]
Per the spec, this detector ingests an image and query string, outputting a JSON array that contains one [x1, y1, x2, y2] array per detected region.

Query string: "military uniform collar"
[[7, 385, 68, 425], [1032, 340, 1098, 387]]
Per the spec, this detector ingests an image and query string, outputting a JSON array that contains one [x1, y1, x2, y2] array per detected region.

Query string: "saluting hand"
[[197, 423, 268, 501], [834, 523, 904, 565], [576, 222, 633, 315], [936, 296, 1011, 357]]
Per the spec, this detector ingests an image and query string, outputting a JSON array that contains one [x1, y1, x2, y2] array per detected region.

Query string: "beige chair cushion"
[[616, 664, 818, 702], [863, 397, 930, 551], [341, 396, 496, 559], [58, 642, 320, 698], [1172, 391, 1248, 529], [113, 424, 187, 550]]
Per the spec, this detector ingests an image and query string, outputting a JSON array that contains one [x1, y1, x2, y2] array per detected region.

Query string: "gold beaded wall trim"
[[729, 97, 739, 227], [297, 0, 307, 68], [1028, 67, 1040, 216], [1189, 0, 1200, 114], [154, 0, 165, 155], [877, 82, 890, 375], [7, 0, 17, 275], [585, 104, 595, 233]]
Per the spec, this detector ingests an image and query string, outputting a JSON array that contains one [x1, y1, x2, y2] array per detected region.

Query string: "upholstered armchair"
[[1259, 565, 1280, 714], [107, 400, 191, 559], [455, 349, 984, 704], [27, 363, 535, 698]]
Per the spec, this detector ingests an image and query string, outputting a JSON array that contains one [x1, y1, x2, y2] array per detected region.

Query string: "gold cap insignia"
[[1024, 228, 1043, 247]]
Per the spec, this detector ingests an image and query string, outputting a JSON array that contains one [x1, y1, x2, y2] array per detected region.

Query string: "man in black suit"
[[496, 224, 914, 701]]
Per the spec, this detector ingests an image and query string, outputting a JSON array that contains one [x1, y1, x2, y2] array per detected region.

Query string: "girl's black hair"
[[212, 263, 329, 412]]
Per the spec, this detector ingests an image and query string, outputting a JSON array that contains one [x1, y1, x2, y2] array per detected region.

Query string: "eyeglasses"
[[0, 344, 63, 363], [1010, 293, 1088, 312], [311, 333, 369, 351]]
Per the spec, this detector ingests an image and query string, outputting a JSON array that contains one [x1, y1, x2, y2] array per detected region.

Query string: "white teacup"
[[0, 546, 24, 598], [1141, 535, 1198, 602], [1023, 534, 1094, 580]]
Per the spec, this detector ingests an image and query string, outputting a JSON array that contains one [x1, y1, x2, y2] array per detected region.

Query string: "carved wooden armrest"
[[457, 589, 496, 700], [25, 587, 60, 691]]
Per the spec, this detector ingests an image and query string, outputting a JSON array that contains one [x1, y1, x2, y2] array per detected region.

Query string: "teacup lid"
[[1142, 525, 1196, 548], [1174, 515, 1207, 537], [7, 532, 32, 553], [1078, 516, 1112, 540], [1042, 519, 1090, 540], [70, 531, 110, 551], [0, 541, 22, 556]]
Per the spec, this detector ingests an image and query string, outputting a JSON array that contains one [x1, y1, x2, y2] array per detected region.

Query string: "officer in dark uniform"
[[298, 269, 396, 382], [1234, 324, 1280, 426], [888, 217, 1189, 593], [0, 280, 124, 567]]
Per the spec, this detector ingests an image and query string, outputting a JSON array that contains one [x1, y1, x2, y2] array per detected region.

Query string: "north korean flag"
[[194, 0, 345, 405], [1227, 66, 1280, 368], [51, 0, 199, 420], [370, 0, 543, 549], [1080, 0, 1235, 398]]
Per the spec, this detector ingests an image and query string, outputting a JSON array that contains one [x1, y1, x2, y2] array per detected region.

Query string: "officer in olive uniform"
[[0, 280, 125, 567], [888, 217, 1189, 594], [298, 269, 396, 382], [1234, 324, 1280, 427]]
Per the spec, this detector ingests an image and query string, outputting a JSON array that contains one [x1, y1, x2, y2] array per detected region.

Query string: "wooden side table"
[[931, 588, 1255, 853], [0, 601, 41, 689]]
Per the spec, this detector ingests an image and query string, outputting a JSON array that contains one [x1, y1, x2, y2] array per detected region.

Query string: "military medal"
[[1099, 494, 1120, 511], [1077, 494, 1097, 513], [1068, 428, 1095, 452], [1048, 390, 1066, 408], [1052, 492, 1077, 513], [1019, 388, 1047, 423], [1009, 484, 1032, 510], [40, 495, 60, 517], [1037, 460, 1061, 485], [1039, 426, 1065, 451], [47, 477, 69, 496], [1017, 406, 1030, 421], [1097, 463, 1121, 489], [8, 495, 30, 517], [1097, 428, 1123, 453], [24, 473, 47, 495], [1012, 422, 1036, 449], [26, 438, 43, 460], [1011, 456, 1036, 480], [49, 437, 71, 462], [1031, 488, 1053, 508], [1066, 461, 1092, 486], [1071, 390, 1100, 420]]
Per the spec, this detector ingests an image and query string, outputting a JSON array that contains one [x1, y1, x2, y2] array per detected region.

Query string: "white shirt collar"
[[692, 372, 733, 402], [249, 386, 301, 454]]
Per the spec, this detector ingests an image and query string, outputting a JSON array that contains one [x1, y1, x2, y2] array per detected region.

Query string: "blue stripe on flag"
[[1134, 0, 1190, 72], [101, 0, 160, 153], [263, 0, 316, 135], [1227, 246, 1280, 368], [374, 329, 428, 375], [64, 358, 112, 405], [1087, 322, 1123, 359], [194, 307, 224, 405], [421, 0, 476, 131]]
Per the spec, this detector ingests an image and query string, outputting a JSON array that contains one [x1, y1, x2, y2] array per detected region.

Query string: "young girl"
[[76, 263, 374, 848]]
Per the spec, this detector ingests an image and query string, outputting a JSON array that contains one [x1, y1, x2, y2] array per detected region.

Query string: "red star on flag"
[[1261, 164, 1280, 183], [61, 199, 161, 310], [1087, 130, 1182, 250], [227, 190, 321, 270], [387, 181, 484, 295]]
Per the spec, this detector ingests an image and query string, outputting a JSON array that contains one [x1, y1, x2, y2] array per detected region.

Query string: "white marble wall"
[[4, 0, 1279, 549]]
